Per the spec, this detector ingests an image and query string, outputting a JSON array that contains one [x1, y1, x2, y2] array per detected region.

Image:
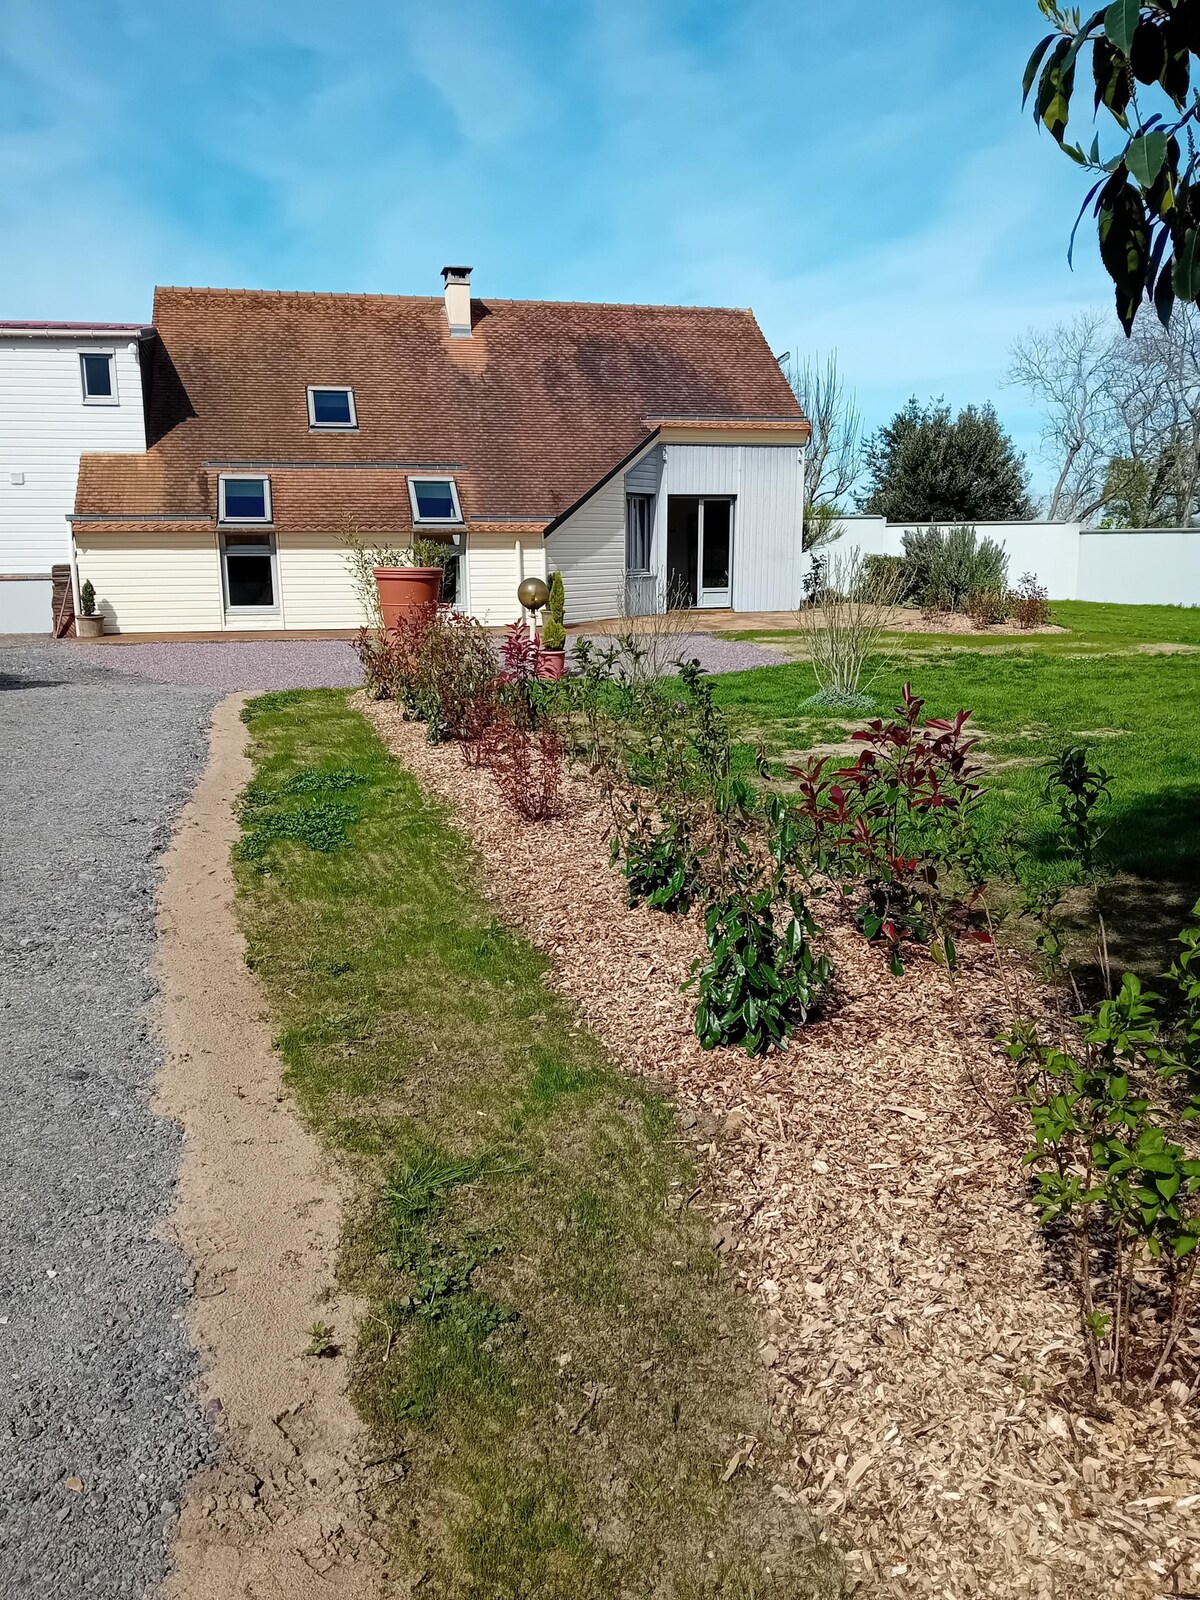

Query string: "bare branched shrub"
[[796, 549, 901, 709], [605, 575, 700, 684]]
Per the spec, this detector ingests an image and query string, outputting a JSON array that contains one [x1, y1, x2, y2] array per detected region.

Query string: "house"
[[0, 322, 150, 632], [70, 268, 809, 634]]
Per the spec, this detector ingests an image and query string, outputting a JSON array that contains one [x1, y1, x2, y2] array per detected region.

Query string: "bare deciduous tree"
[[1008, 304, 1200, 527], [1005, 311, 1121, 521], [783, 351, 864, 548]]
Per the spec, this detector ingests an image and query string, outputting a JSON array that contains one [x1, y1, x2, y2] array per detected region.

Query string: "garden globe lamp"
[[517, 576, 550, 637]]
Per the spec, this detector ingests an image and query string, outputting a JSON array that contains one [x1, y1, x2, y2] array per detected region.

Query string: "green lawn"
[[234, 689, 843, 1600], [716, 601, 1200, 971]]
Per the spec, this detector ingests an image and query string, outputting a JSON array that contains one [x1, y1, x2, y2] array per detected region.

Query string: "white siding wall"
[[276, 535, 372, 629], [656, 442, 804, 612], [76, 531, 224, 633], [0, 336, 146, 573], [545, 457, 639, 623], [549, 439, 804, 622], [464, 531, 547, 626]]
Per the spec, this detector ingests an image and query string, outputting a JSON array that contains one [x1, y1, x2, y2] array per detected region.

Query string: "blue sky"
[[0, 0, 1115, 497]]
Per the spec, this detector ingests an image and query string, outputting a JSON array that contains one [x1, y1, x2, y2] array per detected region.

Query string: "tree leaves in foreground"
[[860, 399, 1036, 523], [1026, 0, 1200, 333]]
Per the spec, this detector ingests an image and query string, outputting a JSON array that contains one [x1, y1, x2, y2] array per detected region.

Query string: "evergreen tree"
[[861, 398, 1035, 522]]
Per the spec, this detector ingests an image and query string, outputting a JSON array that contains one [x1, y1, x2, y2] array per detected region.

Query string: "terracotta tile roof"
[[75, 286, 806, 531]]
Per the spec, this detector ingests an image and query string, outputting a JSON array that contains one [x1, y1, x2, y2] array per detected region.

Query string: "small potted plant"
[[76, 578, 105, 638], [372, 538, 446, 629], [538, 570, 567, 679]]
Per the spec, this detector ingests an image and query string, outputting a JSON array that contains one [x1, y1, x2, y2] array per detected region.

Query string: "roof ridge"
[[152, 285, 755, 316]]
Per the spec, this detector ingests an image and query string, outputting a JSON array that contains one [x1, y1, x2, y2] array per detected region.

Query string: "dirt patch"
[[1135, 642, 1200, 654], [360, 694, 1200, 1600], [155, 695, 391, 1599]]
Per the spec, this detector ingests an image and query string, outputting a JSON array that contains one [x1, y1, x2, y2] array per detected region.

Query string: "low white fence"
[[826, 515, 1200, 606]]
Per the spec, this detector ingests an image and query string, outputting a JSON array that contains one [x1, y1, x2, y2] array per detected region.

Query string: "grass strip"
[[234, 688, 843, 1599]]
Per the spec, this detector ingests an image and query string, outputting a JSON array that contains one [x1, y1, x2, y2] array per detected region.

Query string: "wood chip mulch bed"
[[359, 695, 1200, 1599]]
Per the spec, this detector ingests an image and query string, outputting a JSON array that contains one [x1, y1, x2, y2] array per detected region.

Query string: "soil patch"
[[155, 695, 390, 1599], [361, 694, 1200, 1600]]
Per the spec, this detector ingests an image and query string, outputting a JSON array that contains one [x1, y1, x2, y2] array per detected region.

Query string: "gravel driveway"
[[0, 625, 786, 1595], [0, 645, 219, 1598], [69, 630, 786, 691]]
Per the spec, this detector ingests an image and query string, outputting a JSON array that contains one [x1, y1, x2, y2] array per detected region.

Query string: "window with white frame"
[[219, 475, 272, 524], [221, 531, 278, 611], [408, 476, 463, 524], [306, 386, 357, 429], [80, 351, 117, 405], [626, 493, 654, 573]]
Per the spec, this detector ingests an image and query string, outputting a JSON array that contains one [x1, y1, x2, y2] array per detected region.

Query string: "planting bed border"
[[360, 692, 1200, 1600]]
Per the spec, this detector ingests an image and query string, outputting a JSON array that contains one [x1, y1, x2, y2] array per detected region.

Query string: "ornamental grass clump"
[[796, 546, 902, 711]]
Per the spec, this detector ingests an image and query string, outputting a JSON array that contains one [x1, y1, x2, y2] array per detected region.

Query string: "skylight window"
[[219, 475, 272, 524], [307, 386, 357, 429], [80, 351, 117, 404], [408, 477, 462, 524]]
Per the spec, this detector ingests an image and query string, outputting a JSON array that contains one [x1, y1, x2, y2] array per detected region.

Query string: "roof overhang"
[[0, 322, 154, 339]]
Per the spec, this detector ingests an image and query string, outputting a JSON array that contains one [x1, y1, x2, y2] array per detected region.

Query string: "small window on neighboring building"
[[80, 352, 117, 404], [307, 386, 357, 429], [626, 493, 654, 573], [219, 475, 272, 523], [222, 532, 278, 611], [408, 476, 462, 524]]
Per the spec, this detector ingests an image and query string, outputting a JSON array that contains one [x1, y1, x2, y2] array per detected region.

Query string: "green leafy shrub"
[[79, 579, 97, 617], [860, 553, 908, 602], [1042, 744, 1112, 876], [542, 570, 566, 651], [689, 887, 828, 1055], [900, 524, 1009, 613], [1002, 964, 1200, 1394]]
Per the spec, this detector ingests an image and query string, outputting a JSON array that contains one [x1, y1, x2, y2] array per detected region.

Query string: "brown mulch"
[[359, 695, 1200, 1600]]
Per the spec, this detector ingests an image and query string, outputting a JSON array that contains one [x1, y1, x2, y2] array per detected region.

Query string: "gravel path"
[[0, 645, 219, 1599], [67, 630, 787, 691]]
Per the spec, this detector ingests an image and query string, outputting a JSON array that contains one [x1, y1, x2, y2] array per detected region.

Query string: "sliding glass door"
[[665, 496, 733, 608]]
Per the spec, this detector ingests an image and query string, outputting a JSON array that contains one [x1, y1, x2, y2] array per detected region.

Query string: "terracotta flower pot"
[[373, 566, 442, 629], [537, 646, 567, 680], [76, 614, 105, 639]]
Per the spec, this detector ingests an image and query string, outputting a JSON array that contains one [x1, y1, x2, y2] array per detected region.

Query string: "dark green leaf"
[[1023, 32, 1057, 107], [1104, 0, 1139, 56], [1127, 129, 1168, 189]]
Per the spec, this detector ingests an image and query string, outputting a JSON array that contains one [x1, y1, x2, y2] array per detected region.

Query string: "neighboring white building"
[[0, 322, 149, 632]]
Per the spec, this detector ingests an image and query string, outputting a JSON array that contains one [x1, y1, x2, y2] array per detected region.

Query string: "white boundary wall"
[[826, 516, 1200, 606]]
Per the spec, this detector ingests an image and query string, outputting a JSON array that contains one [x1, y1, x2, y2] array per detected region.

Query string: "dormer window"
[[219, 475, 272, 524], [307, 386, 357, 430], [80, 351, 117, 405], [408, 476, 462, 524]]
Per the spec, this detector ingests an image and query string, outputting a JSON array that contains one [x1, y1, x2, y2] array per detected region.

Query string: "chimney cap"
[[441, 265, 473, 283]]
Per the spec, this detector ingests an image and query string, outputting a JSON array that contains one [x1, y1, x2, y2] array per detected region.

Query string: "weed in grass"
[[305, 1320, 339, 1357]]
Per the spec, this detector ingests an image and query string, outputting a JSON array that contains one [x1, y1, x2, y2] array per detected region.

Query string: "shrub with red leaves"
[[480, 709, 565, 822], [789, 682, 989, 973], [422, 613, 500, 755]]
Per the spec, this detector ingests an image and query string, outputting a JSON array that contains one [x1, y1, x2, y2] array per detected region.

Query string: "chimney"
[[441, 265, 473, 338]]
